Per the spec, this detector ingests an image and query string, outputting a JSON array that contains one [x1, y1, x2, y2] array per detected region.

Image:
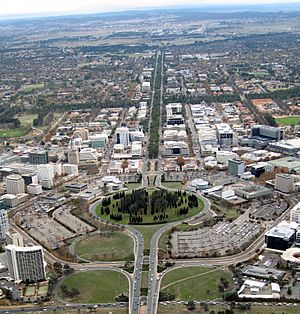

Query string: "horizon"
[[1, 1, 300, 20]]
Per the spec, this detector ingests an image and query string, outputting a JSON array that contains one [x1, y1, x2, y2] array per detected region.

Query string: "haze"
[[1, 0, 300, 17]]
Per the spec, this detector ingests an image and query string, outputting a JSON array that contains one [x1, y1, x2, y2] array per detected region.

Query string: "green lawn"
[[158, 305, 300, 314], [41, 309, 128, 314], [16, 114, 38, 127], [160, 267, 234, 301], [97, 190, 204, 225], [276, 115, 300, 126], [134, 225, 165, 251], [125, 182, 141, 190], [22, 83, 44, 93], [162, 181, 185, 190], [60, 270, 129, 303], [74, 232, 134, 261], [24, 286, 36, 296], [0, 128, 29, 138]]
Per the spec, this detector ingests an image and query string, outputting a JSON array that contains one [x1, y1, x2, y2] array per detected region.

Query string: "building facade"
[[5, 245, 46, 283]]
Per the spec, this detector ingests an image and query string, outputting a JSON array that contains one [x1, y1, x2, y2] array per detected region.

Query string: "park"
[[96, 189, 204, 225]]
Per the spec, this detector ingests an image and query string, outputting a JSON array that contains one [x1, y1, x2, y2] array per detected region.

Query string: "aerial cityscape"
[[0, 1, 300, 314]]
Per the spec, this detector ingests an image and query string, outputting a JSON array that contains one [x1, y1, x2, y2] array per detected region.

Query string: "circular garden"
[[96, 189, 204, 225]]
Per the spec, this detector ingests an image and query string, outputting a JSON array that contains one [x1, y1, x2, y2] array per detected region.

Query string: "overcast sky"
[[1, 0, 300, 17]]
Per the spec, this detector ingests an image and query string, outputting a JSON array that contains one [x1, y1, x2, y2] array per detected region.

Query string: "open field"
[[21, 83, 44, 93], [17, 114, 38, 127], [162, 181, 185, 190], [0, 128, 29, 139], [60, 270, 129, 303], [20, 309, 128, 314], [125, 182, 142, 190], [158, 304, 300, 314], [160, 267, 234, 301], [74, 231, 134, 261], [134, 225, 164, 251], [276, 115, 300, 126]]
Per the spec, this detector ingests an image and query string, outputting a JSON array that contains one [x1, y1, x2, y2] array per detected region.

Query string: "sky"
[[1, 0, 300, 17]]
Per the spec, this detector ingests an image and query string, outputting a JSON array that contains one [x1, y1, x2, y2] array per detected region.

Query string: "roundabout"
[[96, 188, 204, 225]]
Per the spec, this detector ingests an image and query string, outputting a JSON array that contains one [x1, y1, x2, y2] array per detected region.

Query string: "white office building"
[[6, 175, 25, 195], [5, 245, 46, 283], [0, 209, 8, 241], [62, 164, 79, 176], [275, 173, 294, 193], [216, 123, 234, 146], [37, 164, 54, 182], [115, 127, 131, 149], [290, 203, 300, 224]]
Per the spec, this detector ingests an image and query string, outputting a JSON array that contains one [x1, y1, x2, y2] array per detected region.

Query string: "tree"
[[287, 286, 292, 295], [176, 156, 185, 171], [187, 300, 196, 310]]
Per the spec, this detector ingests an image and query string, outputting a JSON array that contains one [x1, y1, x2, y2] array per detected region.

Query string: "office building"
[[90, 134, 108, 149], [141, 81, 151, 93], [0, 209, 8, 241], [28, 150, 49, 164], [166, 103, 182, 116], [240, 125, 284, 148], [27, 184, 43, 195], [216, 123, 233, 146], [251, 125, 283, 141], [6, 175, 25, 195], [275, 173, 294, 193], [115, 127, 130, 149], [67, 149, 79, 165], [37, 164, 54, 182], [62, 164, 79, 176], [228, 158, 245, 176], [21, 173, 38, 186], [6, 231, 24, 247], [290, 203, 300, 224], [6, 245, 46, 283], [265, 222, 296, 251]]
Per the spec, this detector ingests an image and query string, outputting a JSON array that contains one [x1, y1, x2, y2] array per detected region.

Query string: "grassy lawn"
[[158, 304, 300, 314], [60, 270, 128, 303], [125, 182, 141, 189], [22, 83, 44, 93], [31, 309, 128, 314], [134, 225, 165, 251], [162, 181, 185, 190], [16, 114, 38, 127], [142, 271, 148, 288], [74, 232, 134, 261], [97, 190, 204, 225], [276, 115, 300, 126], [160, 267, 234, 301], [0, 128, 29, 138]]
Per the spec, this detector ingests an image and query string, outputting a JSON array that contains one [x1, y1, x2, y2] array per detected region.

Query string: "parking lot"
[[171, 220, 263, 258], [53, 205, 93, 234], [250, 199, 288, 221], [13, 201, 93, 250]]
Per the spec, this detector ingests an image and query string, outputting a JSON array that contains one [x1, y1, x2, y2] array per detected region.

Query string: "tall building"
[[251, 125, 283, 141], [275, 174, 294, 193], [29, 150, 49, 164], [6, 175, 25, 195], [0, 209, 8, 241], [290, 203, 300, 224], [228, 158, 245, 176], [5, 245, 46, 283], [115, 127, 130, 149], [216, 123, 233, 146], [67, 149, 79, 165]]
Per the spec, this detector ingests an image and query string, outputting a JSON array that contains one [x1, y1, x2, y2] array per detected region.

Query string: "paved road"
[[146, 197, 211, 314]]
